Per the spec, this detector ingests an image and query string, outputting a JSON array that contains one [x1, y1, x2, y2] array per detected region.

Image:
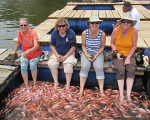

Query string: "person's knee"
[[94, 65, 103, 72], [64, 64, 73, 73], [21, 63, 28, 73], [48, 61, 59, 70], [116, 68, 125, 80], [127, 69, 135, 78], [30, 62, 37, 72]]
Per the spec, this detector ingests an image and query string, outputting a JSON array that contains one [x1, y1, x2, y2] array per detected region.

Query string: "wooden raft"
[[11, 1, 150, 49], [0, 49, 145, 76]]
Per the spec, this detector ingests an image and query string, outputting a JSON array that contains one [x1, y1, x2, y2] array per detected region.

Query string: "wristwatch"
[[113, 50, 118, 53]]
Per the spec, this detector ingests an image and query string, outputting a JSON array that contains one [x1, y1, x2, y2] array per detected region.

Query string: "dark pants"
[[112, 55, 136, 80]]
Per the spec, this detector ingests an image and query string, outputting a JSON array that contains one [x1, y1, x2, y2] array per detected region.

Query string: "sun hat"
[[86, 15, 103, 26], [118, 12, 137, 26]]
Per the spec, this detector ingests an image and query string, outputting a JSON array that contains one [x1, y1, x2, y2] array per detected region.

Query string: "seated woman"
[[48, 18, 77, 90], [111, 12, 137, 102], [13, 18, 42, 90], [79, 15, 106, 97]]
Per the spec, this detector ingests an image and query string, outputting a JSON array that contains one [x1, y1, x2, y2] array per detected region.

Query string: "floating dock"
[[1, 0, 150, 93]]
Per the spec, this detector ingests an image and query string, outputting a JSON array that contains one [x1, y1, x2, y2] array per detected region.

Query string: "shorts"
[[112, 55, 136, 80], [47, 53, 77, 73]]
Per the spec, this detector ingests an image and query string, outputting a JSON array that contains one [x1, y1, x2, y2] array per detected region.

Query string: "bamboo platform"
[[12, 1, 150, 49]]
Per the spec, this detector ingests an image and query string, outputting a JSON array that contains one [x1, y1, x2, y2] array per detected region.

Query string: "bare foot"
[[119, 96, 124, 103], [33, 83, 36, 87], [127, 96, 132, 102], [26, 87, 30, 93], [100, 90, 105, 97], [79, 91, 84, 99], [65, 85, 70, 91], [25, 85, 30, 91], [33, 84, 36, 89], [53, 82, 59, 88]]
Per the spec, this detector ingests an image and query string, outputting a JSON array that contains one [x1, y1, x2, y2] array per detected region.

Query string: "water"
[[0, 0, 90, 49]]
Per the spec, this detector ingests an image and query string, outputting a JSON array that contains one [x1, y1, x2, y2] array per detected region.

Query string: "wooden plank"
[[48, 10, 63, 18], [83, 10, 92, 18], [0, 49, 13, 61], [0, 77, 6, 85], [139, 21, 150, 31], [80, 10, 86, 18], [139, 31, 150, 38], [113, 5, 123, 11], [139, 9, 150, 19], [0, 70, 12, 78], [63, 5, 76, 10], [105, 10, 114, 18], [99, 10, 106, 18], [91, 10, 99, 16], [144, 37, 150, 47], [137, 37, 148, 48], [73, 10, 84, 18], [76, 35, 82, 44], [55, 9, 70, 18], [132, 5, 147, 11], [105, 36, 111, 47], [0, 65, 16, 71], [146, 10, 150, 14], [67, 10, 77, 18], [39, 34, 51, 43], [63, 10, 73, 17], [116, 10, 123, 18], [34, 19, 56, 31], [112, 10, 121, 19], [0, 49, 7, 55], [138, 12, 146, 20]]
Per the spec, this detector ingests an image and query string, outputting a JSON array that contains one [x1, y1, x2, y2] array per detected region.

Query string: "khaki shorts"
[[47, 53, 77, 73], [112, 55, 136, 80]]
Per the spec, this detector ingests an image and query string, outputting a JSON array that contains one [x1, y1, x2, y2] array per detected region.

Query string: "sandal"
[[5, 53, 18, 61]]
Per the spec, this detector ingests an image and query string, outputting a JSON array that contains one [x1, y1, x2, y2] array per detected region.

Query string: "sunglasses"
[[90, 22, 100, 24], [121, 20, 132, 24], [57, 24, 66, 28], [20, 24, 27, 27]]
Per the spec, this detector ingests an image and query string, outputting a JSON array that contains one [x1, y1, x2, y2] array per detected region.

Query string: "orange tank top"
[[115, 26, 133, 57]]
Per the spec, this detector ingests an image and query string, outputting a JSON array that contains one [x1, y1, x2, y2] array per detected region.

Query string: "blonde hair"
[[19, 18, 29, 25], [54, 17, 70, 31]]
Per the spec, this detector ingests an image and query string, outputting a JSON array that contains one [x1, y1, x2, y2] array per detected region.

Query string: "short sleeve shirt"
[[130, 7, 140, 30], [17, 29, 38, 48], [50, 29, 76, 55], [17, 29, 42, 60]]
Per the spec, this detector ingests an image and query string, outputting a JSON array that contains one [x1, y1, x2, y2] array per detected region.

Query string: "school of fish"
[[0, 81, 150, 120]]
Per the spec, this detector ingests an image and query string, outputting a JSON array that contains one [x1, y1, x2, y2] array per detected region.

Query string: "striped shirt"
[[86, 29, 103, 54]]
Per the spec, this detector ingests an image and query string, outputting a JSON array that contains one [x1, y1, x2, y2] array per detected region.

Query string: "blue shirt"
[[50, 29, 76, 55]]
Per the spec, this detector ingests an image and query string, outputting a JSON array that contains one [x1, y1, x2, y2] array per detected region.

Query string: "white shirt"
[[129, 7, 140, 30]]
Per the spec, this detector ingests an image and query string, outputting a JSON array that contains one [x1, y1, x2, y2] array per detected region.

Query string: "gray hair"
[[19, 18, 29, 24]]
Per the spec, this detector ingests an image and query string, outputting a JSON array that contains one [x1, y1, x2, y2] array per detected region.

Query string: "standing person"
[[123, 1, 140, 30], [48, 18, 77, 90], [111, 12, 138, 102], [79, 15, 106, 97], [13, 18, 42, 90]]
